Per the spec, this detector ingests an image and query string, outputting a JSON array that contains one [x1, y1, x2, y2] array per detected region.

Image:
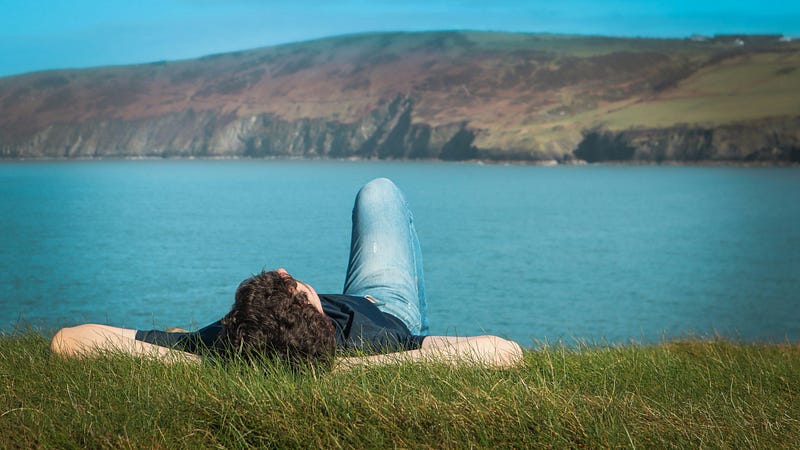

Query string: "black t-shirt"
[[135, 294, 425, 356], [320, 294, 426, 353]]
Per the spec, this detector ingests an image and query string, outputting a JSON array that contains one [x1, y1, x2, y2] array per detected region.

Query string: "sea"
[[1, 160, 798, 347]]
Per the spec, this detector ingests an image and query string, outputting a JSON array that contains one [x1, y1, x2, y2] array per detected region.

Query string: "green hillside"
[[1, 32, 798, 162]]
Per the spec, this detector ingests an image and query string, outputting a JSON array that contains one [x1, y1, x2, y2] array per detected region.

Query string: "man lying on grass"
[[51, 178, 522, 370]]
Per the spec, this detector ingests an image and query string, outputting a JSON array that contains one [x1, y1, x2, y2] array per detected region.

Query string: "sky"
[[1, 0, 799, 77]]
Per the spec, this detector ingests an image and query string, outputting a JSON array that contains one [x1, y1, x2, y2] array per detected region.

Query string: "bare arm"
[[50, 324, 201, 363], [51, 327, 524, 370], [334, 335, 523, 370]]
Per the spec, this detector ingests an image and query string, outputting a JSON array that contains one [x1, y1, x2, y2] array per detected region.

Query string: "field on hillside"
[[602, 52, 800, 129], [476, 48, 800, 152]]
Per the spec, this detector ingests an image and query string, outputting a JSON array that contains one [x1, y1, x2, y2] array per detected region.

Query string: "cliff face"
[[0, 95, 476, 159], [575, 118, 800, 163], [234, 96, 476, 160], [1, 31, 798, 162]]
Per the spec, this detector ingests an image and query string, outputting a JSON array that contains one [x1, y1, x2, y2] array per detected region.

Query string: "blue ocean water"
[[1, 160, 799, 347]]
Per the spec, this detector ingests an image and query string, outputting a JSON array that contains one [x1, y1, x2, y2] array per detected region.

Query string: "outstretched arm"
[[52, 327, 524, 369], [51, 324, 200, 363], [335, 335, 523, 370]]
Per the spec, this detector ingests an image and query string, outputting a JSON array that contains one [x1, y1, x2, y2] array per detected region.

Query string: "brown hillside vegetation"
[[1, 31, 798, 162]]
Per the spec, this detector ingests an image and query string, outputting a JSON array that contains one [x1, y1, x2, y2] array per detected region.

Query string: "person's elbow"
[[494, 336, 524, 367], [477, 335, 523, 367], [50, 325, 92, 357]]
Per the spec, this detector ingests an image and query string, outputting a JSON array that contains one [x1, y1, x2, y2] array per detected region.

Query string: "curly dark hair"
[[220, 270, 336, 370]]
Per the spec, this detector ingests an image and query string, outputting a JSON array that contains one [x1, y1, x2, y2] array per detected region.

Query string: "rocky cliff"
[[575, 118, 800, 163], [1, 31, 798, 163], [0, 95, 476, 160]]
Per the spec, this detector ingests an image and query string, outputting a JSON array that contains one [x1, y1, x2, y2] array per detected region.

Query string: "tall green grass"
[[2, 331, 798, 448]]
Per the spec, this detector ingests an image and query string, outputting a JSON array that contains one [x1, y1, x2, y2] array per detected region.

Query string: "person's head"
[[220, 269, 335, 370]]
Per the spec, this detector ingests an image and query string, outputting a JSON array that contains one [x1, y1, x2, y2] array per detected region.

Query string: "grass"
[[599, 52, 800, 129], [2, 331, 799, 448]]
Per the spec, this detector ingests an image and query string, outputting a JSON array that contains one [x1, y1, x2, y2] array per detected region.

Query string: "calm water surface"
[[1, 160, 798, 346]]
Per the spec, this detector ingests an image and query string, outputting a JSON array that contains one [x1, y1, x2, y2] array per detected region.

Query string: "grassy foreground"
[[2, 332, 799, 448]]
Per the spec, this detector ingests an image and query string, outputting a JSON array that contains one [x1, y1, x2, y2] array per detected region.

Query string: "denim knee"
[[356, 178, 402, 206]]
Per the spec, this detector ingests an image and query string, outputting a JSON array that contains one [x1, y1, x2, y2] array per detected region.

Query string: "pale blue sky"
[[1, 0, 798, 77]]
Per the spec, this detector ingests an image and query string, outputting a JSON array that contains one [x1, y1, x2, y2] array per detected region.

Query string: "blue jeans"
[[343, 178, 429, 335]]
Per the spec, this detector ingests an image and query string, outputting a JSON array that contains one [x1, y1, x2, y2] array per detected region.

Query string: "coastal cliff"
[[575, 118, 800, 163], [1, 32, 798, 163], [0, 95, 476, 160]]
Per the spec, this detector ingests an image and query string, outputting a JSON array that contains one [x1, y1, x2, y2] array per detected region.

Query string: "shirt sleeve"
[[347, 329, 426, 354], [135, 320, 224, 354], [407, 335, 427, 350]]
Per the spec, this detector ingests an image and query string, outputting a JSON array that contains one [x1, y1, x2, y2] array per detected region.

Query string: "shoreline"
[[1, 155, 798, 167]]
